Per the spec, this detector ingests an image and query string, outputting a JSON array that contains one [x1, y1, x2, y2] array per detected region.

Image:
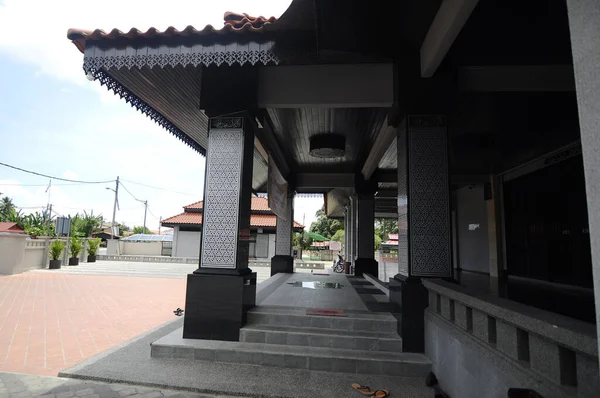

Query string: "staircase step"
[[247, 308, 397, 333], [240, 325, 403, 352], [151, 328, 430, 376]]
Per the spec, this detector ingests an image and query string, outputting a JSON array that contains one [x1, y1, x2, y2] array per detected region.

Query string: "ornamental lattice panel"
[[200, 129, 243, 268], [275, 201, 293, 256], [408, 127, 451, 277], [397, 126, 410, 276]]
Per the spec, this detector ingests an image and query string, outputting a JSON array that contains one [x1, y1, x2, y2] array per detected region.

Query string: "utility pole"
[[110, 176, 119, 240], [159, 216, 162, 235], [142, 200, 148, 234]]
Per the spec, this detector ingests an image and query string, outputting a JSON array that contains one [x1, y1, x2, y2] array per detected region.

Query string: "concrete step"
[[240, 324, 403, 352], [246, 307, 397, 333], [151, 328, 430, 377]]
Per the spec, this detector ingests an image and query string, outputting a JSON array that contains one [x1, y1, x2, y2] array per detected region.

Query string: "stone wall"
[[424, 279, 599, 398]]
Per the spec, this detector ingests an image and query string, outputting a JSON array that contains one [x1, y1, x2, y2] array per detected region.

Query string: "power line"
[[119, 182, 143, 203], [0, 162, 115, 184], [0, 182, 88, 187], [121, 178, 198, 197]]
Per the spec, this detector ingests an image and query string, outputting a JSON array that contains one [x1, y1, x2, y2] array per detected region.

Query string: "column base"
[[389, 274, 428, 353], [182, 272, 256, 341], [270, 255, 294, 276], [354, 258, 378, 277]]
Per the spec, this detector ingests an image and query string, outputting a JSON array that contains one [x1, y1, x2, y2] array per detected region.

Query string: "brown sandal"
[[374, 389, 389, 397], [352, 383, 375, 396]]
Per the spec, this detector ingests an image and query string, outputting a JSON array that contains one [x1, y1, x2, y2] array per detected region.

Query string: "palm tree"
[[0, 197, 16, 220]]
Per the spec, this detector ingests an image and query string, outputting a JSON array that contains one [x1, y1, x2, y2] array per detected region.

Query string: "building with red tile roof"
[[161, 196, 303, 258], [0, 222, 25, 234]]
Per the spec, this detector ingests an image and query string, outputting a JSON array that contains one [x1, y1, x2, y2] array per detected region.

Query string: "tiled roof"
[[67, 12, 277, 53], [161, 212, 303, 229], [184, 197, 272, 212], [0, 222, 25, 233], [162, 212, 203, 225]]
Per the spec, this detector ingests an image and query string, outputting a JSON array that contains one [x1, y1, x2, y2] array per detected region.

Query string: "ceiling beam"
[[375, 190, 397, 199], [361, 116, 398, 180], [458, 65, 576, 92], [373, 170, 397, 183], [255, 114, 291, 179], [375, 212, 398, 219], [420, 0, 479, 78], [258, 64, 394, 108], [295, 173, 355, 190], [254, 137, 269, 162]]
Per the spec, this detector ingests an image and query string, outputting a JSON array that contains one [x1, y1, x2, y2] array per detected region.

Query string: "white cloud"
[[62, 170, 80, 181], [0, 0, 292, 85]]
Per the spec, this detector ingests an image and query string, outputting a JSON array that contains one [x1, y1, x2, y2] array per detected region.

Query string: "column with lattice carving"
[[183, 116, 257, 341], [271, 190, 295, 275], [391, 114, 451, 353]]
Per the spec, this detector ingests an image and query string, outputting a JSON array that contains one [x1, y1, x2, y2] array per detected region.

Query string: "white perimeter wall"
[[174, 228, 201, 258]]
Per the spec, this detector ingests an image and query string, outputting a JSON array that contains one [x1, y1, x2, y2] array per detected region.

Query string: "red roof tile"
[[67, 12, 277, 53], [161, 212, 303, 229], [184, 197, 272, 212], [0, 222, 25, 234]]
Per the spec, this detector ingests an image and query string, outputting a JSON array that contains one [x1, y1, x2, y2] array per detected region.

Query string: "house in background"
[[161, 196, 304, 259], [0, 222, 25, 234]]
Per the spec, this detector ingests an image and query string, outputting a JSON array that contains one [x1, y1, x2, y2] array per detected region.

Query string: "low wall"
[[424, 279, 599, 398], [0, 234, 50, 275], [107, 241, 162, 256]]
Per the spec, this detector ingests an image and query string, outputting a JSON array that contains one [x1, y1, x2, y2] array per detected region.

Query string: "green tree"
[[375, 218, 398, 241], [0, 197, 15, 219], [118, 222, 131, 236], [293, 232, 313, 250], [331, 229, 344, 243], [133, 226, 153, 234], [70, 211, 103, 237], [309, 206, 343, 239], [374, 233, 383, 251]]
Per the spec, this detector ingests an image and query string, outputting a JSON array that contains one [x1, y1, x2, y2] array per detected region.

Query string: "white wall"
[[121, 241, 162, 256], [107, 240, 162, 256], [175, 230, 201, 258], [456, 185, 490, 274], [255, 233, 269, 258], [0, 234, 49, 275], [268, 233, 276, 258]]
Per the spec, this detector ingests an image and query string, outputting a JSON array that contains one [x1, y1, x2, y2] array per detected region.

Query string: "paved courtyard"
[[1, 260, 327, 377], [0, 265, 187, 376]]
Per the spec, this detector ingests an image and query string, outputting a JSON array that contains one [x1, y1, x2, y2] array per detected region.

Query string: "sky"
[[0, 0, 323, 231]]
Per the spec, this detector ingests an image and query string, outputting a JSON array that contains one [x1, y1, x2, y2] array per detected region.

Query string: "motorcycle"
[[332, 255, 345, 273]]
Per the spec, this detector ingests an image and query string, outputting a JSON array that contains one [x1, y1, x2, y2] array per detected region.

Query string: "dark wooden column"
[[183, 116, 257, 341]]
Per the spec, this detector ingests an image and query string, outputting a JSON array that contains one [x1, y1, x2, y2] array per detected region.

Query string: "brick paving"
[[0, 272, 186, 376], [0, 371, 243, 398]]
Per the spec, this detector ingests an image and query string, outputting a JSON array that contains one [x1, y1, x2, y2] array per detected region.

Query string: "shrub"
[[87, 238, 101, 256], [69, 237, 83, 258], [49, 240, 65, 260]]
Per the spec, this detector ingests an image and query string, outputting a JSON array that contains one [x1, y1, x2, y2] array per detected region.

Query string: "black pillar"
[[354, 175, 378, 277], [390, 115, 451, 352], [271, 189, 295, 275], [183, 116, 257, 341]]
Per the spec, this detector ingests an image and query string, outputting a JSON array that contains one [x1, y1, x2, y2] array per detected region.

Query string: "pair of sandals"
[[352, 383, 390, 397]]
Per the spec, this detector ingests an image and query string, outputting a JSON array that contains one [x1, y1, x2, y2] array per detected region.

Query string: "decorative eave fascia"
[[82, 41, 279, 73]]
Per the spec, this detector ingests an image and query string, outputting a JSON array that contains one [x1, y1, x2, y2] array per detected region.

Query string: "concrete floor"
[[0, 370, 243, 398], [59, 318, 434, 398], [33, 260, 321, 284], [260, 273, 369, 311]]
